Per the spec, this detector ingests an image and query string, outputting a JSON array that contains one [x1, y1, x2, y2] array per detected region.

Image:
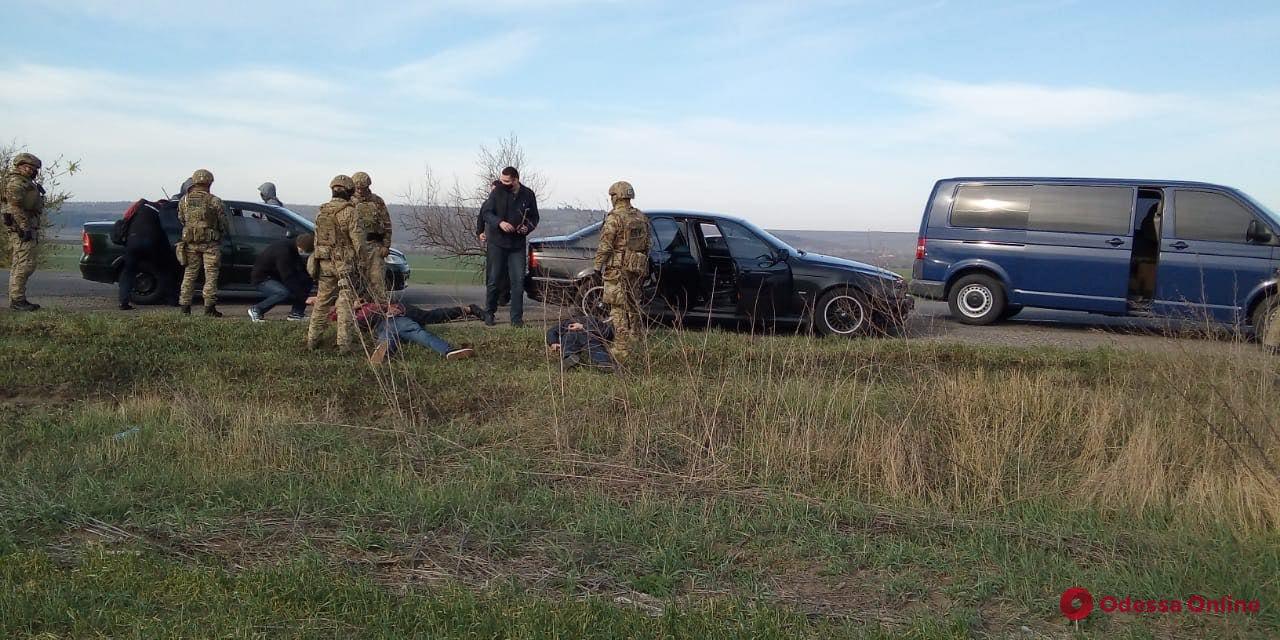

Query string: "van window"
[[1174, 190, 1256, 243], [1028, 185, 1132, 235], [951, 185, 1030, 229]]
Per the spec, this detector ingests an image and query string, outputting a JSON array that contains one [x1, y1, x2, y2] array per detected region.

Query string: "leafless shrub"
[[403, 133, 549, 257]]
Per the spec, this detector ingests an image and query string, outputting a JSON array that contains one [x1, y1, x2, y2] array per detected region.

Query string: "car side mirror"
[[1246, 220, 1273, 244]]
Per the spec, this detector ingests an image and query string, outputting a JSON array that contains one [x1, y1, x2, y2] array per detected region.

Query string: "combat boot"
[[10, 300, 39, 312], [181, 305, 192, 315], [204, 305, 223, 318]]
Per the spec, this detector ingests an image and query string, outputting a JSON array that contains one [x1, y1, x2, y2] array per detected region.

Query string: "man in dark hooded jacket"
[[546, 315, 615, 371], [259, 182, 283, 207]]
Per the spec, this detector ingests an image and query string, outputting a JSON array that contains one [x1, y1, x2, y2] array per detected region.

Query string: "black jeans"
[[118, 240, 170, 305], [485, 244, 525, 323]]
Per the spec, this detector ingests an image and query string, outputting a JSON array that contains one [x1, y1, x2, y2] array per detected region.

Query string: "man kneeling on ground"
[[546, 315, 616, 371], [334, 301, 483, 363], [249, 233, 314, 322]]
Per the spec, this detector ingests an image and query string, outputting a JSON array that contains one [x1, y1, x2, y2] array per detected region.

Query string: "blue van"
[[909, 178, 1280, 331]]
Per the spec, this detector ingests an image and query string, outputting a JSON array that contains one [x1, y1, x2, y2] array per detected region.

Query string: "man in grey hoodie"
[[258, 182, 283, 207]]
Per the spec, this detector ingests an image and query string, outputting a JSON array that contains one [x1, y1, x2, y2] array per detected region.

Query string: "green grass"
[[405, 253, 485, 286], [38, 242, 82, 272], [0, 312, 1276, 638]]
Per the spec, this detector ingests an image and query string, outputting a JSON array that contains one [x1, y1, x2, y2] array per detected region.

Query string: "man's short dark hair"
[[296, 233, 315, 253], [501, 166, 519, 179]]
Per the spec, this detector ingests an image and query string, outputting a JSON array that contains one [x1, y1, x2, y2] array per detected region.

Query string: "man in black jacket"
[[117, 201, 176, 311], [476, 179, 511, 307], [546, 315, 615, 371], [480, 166, 538, 326], [248, 233, 314, 321]]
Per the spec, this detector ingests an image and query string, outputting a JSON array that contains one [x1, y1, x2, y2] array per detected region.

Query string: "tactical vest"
[[353, 197, 383, 243], [1, 174, 44, 214], [615, 207, 651, 274], [315, 200, 356, 262], [179, 191, 223, 244]]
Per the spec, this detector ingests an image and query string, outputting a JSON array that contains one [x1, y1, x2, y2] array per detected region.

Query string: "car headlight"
[[384, 253, 407, 266]]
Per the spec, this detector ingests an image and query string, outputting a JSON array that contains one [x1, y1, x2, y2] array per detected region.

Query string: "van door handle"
[[1106, 237, 1124, 246], [1171, 241, 1189, 250]]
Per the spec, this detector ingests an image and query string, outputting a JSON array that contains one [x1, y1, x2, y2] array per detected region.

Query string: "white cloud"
[[896, 78, 1163, 131], [383, 31, 542, 104]]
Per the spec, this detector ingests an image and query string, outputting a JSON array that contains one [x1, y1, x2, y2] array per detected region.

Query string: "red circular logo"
[[1061, 587, 1094, 621]]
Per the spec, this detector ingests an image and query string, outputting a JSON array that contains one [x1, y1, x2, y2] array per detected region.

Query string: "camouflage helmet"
[[13, 153, 42, 170], [190, 169, 214, 186], [608, 181, 635, 200], [351, 171, 372, 188], [330, 174, 355, 191]]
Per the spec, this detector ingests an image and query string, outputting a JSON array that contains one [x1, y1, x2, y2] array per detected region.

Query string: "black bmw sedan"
[[525, 210, 912, 336]]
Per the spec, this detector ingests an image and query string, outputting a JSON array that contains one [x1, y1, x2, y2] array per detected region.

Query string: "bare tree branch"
[[403, 132, 551, 258]]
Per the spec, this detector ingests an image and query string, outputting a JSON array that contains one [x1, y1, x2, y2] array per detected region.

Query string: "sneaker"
[[369, 341, 391, 365], [247, 307, 264, 323], [286, 313, 306, 322], [446, 347, 476, 361], [204, 306, 223, 318], [119, 303, 135, 311]]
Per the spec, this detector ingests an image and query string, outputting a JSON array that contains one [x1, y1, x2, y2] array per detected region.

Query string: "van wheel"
[[1250, 295, 1277, 344], [815, 288, 871, 337], [948, 274, 1006, 325]]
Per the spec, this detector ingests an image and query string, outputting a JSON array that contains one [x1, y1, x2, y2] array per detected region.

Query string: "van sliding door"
[[1016, 185, 1135, 314]]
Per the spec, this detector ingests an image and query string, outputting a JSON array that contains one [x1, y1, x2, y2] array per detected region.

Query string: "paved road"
[[0, 270, 1259, 354]]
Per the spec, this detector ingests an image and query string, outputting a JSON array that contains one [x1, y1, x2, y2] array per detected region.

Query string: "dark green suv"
[[80, 199, 411, 304]]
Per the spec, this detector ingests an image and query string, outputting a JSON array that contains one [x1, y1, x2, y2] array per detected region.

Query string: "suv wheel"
[[815, 288, 870, 337], [129, 262, 166, 305], [948, 274, 1006, 325]]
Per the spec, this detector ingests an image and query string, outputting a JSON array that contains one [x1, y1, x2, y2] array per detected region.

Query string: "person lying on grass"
[[546, 315, 615, 371], [326, 300, 482, 363]]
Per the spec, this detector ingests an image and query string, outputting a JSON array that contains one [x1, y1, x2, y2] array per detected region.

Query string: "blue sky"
[[2, 0, 1277, 231]]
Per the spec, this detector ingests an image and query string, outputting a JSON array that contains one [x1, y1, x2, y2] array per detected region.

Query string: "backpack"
[[110, 199, 148, 246]]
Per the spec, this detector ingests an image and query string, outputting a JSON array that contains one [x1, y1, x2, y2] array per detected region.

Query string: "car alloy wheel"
[[822, 293, 867, 335], [579, 283, 608, 319]]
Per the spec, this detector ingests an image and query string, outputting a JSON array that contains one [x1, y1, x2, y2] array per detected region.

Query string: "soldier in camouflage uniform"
[[176, 169, 229, 317], [306, 175, 363, 352], [3, 153, 45, 311], [593, 181, 651, 364], [351, 171, 392, 302]]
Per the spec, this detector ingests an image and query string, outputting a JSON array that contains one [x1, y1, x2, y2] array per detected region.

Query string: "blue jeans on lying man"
[[377, 315, 454, 357], [252, 279, 307, 317]]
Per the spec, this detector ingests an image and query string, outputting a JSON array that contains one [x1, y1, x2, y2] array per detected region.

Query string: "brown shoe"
[[369, 341, 390, 365], [446, 347, 475, 361]]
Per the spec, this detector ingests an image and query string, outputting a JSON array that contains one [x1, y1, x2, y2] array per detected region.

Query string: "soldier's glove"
[[175, 242, 187, 266], [306, 254, 320, 280]]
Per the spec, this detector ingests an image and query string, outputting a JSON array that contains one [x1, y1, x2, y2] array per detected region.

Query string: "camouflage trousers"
[[358, 245, 387, 303], [307, 264, 355, 350], [602, 272, 644, 363], [179, 243, 221, 306], [6, 230, 37, 304]]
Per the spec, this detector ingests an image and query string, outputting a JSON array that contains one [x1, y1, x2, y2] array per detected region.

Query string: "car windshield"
[[267, 205, 313, 230]]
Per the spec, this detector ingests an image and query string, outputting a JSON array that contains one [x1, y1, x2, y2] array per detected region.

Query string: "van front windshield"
[[1239, 190, 1280, 223]]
